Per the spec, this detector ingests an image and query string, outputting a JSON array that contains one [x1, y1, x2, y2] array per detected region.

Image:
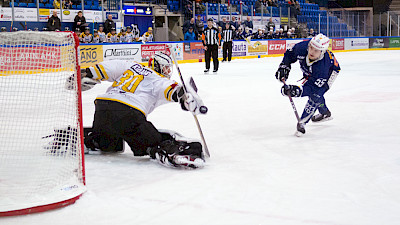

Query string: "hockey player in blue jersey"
[[275, 33, 341, 136]]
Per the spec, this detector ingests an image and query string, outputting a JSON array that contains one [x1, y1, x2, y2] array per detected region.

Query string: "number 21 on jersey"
[[112, 69, 144, 93]]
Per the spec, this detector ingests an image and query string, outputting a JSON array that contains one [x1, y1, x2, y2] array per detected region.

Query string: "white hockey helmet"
[[309, 33, 330, 51], [149, 51, 173, 78]]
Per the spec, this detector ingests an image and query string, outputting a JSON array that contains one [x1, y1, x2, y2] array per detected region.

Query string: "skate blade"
[[312, 117, 333, 123], [294, 131, 304, 137]]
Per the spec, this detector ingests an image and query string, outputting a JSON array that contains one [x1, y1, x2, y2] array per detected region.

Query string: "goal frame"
[[0, 32, 86, 217]]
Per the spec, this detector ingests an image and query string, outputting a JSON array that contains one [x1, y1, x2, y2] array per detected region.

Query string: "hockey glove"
[[81, 77, 100, 91], [275, 63, 291, 82], [281, 84, 302, 97]]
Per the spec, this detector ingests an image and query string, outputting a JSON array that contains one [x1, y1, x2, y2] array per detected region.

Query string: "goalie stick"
[[167, 44, 210, 158]]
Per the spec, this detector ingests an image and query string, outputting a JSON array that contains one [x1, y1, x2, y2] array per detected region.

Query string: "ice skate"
[[311, 110, 332, 123]]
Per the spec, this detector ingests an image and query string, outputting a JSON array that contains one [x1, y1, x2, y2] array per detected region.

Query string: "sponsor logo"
[[130, 64, 153, 76], [268, 40, 286, 54], [372, 38, 384, 47], [104, 48, 139, 58], [63, 10, 70, 15], [61, 185, 79, 191], [351, 40, 368, 47], [332, 39, 344, 50]]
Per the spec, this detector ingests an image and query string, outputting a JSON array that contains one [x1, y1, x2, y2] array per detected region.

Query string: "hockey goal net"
[[0, 31, 85, 216]]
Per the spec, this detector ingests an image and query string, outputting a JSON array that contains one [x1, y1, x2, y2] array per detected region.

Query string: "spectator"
[[230, 16, 239, 30], [73, 11, 86, 32], [79, 27, 93, 43], [106, 27, 119, 43], [195, 15, 204, 38], [98, 24, 106, 43], [267, 0, 277, 7], [92, 29, 100, 43], [47, 10, 61, 31], [266, 17, 275, 31], [255, 0, 262, 13], [184, 3, 193, 20], [53, 0, 64, 9], [266, 29, 274, 39], [243, 16, 253, 30], [195, 2, 205, 14], [183, 18, 197, 35], [65, 0, 73, 9], [218, 17, 228, 30], [308, 28, 317, 37], [184, 27, 196, 41], [141, 27, 153, 43], [104, 14, 115, 34]]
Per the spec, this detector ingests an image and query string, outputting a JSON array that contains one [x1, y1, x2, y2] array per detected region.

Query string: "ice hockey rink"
[[2, 49, 400, 225]]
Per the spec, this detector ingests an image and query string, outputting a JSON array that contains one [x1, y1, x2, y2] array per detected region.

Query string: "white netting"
[[0, 31, 85, 214]]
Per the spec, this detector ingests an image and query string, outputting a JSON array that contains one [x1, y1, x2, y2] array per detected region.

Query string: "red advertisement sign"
[[183, 42, 205, 60], [268, 40, 286, 54], [332, 39, 344, 51], [141, 44, 171, 61], [0, 46, 61, 71]]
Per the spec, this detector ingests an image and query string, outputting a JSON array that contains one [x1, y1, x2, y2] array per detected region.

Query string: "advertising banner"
[[39, 8, 50, 22], [141, 44, 170, 61], [268, 40, 286, 54], [123, 5, 153, 16], [183, 42, 205, 60], [232, 41, 247, 57], [103, 44, 142, 62], [389, 37, 400, 48], [247, 40, 268, 56], [0, 7, 12, 21], [344, 38, 369, 50], [14, 7, 37, 22], [80, 45, 104, 68], [0, 46, 61, 71], [286, 39, 303, 50], [369, 38, 389, 48], [332, 39, 345, 51]]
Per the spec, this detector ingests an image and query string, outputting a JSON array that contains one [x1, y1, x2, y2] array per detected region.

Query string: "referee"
[[202, 18, 221, 73], [222, 23, 234, 62]]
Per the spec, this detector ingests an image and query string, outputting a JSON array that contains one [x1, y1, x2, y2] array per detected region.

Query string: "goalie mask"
[[148, 52, 173, 79]]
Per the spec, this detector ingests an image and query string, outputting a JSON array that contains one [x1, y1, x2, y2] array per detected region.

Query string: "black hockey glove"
[[281, 84, 302, 97], [275, 63, 291, 82]]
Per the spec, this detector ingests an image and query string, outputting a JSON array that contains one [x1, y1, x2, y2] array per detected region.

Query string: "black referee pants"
[[90, 99, 162, 156], [222, 41, 233, 61], [205, 44, 219, 70]]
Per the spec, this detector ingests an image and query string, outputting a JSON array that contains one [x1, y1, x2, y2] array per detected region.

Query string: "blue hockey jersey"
[[281, 40, 341, 97]]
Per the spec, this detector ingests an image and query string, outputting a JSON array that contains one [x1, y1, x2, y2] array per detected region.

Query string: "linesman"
[[202, 18, 221, 73], [222, 23, 234, 62]]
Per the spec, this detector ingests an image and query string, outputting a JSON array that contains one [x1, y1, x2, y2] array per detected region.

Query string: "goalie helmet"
[[148, 52, 173, 79], [309, 33, 330, 51]]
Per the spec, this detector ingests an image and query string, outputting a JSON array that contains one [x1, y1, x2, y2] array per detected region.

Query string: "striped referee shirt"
[[222, 29, 234, 42], [202, 27, 221, 46]]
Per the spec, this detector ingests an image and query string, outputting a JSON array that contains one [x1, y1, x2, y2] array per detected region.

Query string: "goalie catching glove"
[[173, 77, 207, 115], [66, 68, 99, 91]]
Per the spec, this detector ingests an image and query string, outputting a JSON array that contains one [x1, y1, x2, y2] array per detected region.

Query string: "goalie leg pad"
[[147, 135, 205, 169]]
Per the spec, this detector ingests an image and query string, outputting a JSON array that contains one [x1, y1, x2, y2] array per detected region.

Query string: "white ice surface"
[[2, 50, 400, 225]]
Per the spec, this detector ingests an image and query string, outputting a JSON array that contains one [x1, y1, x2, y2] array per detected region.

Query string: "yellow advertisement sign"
[[328, 39, 332, 51], [80, 45, 104, 68], [247, 41, 269, 56]]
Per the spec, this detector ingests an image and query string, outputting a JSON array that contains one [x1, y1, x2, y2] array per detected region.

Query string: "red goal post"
[[0, 31, 86, 216]]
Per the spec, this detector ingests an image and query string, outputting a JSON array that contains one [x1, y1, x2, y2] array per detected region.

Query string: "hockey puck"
[[199, 106, 208, 114]]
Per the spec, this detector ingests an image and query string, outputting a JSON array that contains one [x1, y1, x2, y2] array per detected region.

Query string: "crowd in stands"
[[183, 15, 315, 41], [0, 0, 101, 10]]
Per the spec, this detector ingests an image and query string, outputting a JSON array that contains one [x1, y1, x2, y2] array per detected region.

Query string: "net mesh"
[[0, 31, 85, 213]]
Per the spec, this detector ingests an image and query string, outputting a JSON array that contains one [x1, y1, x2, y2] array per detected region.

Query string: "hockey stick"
[[167, 44, 211, 158], [282, 80, 300, 122]]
